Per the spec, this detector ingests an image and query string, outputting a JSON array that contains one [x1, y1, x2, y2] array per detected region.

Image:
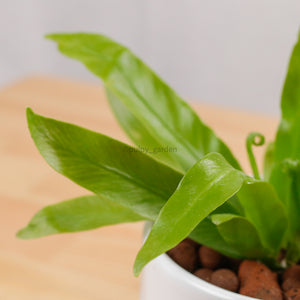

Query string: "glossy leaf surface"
[[105, 88, 181, 170], [189, 218, 242, 258], [211, 214, 270, 260], [27, 108, 182, 220], [47, 33, 241, 172], [237, 181, 287, 252], [18, 194, 144, 239], [274, 33, 300, 164], [271, 33, 300, 203], [133, 153, 245, 275]]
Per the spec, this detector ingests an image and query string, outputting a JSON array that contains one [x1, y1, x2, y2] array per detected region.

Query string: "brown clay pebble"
[[285, 288, 300, 300], [239, 260, 282, 300], [194, 268, 213, 282], [168, 240, 198, 272], [211, 269, 239, 292], [282, 266, 300, 293], [283, 265, 300, 282], [198, 246, 223, 269], [238, 260, 258, 281], [282, 278, 300, 292]]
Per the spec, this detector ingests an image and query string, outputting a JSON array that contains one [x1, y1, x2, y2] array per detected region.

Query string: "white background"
[[1, 0, 300, 114]]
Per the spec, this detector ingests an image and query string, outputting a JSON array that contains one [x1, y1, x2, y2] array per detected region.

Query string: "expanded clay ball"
[[168, 239, 198, 272], [282, 265, 300, 292], [284, 289, 300, 300], [198, 246, 223, 269], [238, 260, 282, 300], [211, 269, 239, 292], [194, 268, 213, 283], [282, 278, 300, 292], [283, 266, 300, 282], [285, 288, 300, 300]]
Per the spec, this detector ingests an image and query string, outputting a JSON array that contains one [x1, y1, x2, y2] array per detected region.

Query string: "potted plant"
[[17, 31, 300, 300]]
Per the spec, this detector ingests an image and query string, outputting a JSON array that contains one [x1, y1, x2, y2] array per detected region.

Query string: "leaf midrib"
[[168, 169, 234, 231], [52, 142, 173, 203], [111, 55, 201, 160], [69, 41, 201, 163]]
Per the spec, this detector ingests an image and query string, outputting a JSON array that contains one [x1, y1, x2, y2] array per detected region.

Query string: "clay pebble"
[[283, 266, 300, 282], [282, 266, 300, 292], [282, 278, 300, 292], [198, 246, 223, 269], [238, 260, 282, 300], [211, 268, 239, 292], [168, 239, 198, 272], [285, 288, 300, 300], [194, 268, 213, 282]]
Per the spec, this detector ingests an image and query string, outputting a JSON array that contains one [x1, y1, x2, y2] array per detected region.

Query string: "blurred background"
[[1, 0, 300, 114], [1, 2, 300, 299]]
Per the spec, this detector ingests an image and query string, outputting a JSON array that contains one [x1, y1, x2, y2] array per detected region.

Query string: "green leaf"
[[269, 164, 292, 205], [270, 33, 300, 202], [189, 218, 242, 259], [268, 33, 300, 262], [26, 108, 182, 220], [213, 195, 244, 215], [281, 160, 300, 263], [263, 141, 275, 181], [47, 33, 241, 172], [105, 88, 181, 171], [275, 33, 300, 163], [287, 234, 300, 264], [133, 153, 245, 276], [237, 181, 288, 252], [287, 162, 300, 235], [189, 195, 245, 259], [17, 194, 144, 239], [211, 214, 270, 260]]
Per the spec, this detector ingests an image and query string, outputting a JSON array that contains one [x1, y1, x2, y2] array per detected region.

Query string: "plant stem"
[[246, 132, 265, 180]]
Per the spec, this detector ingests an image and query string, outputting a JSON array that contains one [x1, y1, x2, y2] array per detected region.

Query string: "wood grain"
[[0, 76, 278, 299]]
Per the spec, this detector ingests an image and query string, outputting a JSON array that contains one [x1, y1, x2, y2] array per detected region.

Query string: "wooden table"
[[0, 76, 278, 300]]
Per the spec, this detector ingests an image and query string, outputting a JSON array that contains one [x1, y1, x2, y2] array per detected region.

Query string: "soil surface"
[[167, 239, 300, 300]]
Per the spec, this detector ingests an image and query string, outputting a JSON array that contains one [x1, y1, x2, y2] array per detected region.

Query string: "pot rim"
[[155, 252, 257, 300], [143, 222, 257, 300]]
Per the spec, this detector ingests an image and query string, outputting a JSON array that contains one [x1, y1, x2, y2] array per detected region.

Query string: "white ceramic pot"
[[140, 223, 257, 300], [140, 253, 257, 300]]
